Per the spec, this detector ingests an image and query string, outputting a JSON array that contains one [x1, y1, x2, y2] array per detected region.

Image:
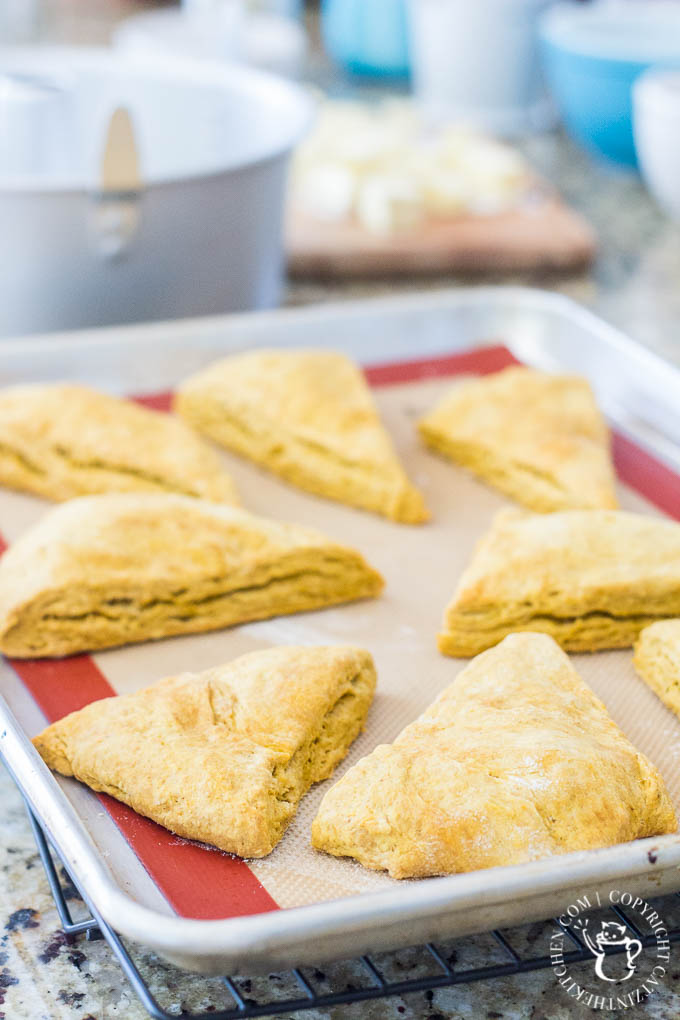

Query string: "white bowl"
[[0, 47, 311, 338], [633, 69, 680, 220]]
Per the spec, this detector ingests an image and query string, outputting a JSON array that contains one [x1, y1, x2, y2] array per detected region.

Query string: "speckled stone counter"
[[3, 135, 680, 1019]]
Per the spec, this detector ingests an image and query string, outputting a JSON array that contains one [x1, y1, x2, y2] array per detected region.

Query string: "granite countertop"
[[3, 12, 680, 1013]]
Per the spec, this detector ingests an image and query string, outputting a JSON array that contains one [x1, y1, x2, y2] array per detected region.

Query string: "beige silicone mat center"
[[8, 373, 680, 910]]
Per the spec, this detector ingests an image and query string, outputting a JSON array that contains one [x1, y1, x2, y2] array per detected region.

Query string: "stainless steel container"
[[0, 47, 311, 338]]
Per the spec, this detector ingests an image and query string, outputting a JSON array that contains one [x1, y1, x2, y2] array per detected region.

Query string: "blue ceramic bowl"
[[321, 0, 410, 78], [540, 2, 680, 167]]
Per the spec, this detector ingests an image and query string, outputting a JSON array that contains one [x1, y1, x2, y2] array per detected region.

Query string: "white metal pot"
[[0, 48, 312, 338]]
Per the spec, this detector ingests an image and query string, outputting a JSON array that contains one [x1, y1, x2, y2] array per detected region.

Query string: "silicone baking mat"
[[5, 345, 680, 921]]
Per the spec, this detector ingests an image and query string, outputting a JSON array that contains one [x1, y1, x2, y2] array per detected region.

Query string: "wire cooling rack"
[[19, 795, 680, 1018]]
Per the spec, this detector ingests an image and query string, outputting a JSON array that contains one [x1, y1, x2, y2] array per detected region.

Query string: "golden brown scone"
[[34, 645, 376, 857], [312, 633, 676, 879], [0, 383, 237, 503], [418, 366, 617, 512], [0, 493, 383, 658], [634, 620, 680, 717], [439, 508, 680, 657], [174, 348, 428, 524]]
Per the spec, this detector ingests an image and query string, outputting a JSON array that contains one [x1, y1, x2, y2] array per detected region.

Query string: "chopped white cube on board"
[[290, 100, 532, 235], [356, 174, 423, 235], [296, 162, 355, 222]]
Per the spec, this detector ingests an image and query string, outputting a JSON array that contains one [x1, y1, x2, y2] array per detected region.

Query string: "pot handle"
[[90, 107, 141, 260]]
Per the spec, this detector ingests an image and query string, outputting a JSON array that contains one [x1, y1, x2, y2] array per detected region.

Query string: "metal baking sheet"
[[2, 286, 680, 975]]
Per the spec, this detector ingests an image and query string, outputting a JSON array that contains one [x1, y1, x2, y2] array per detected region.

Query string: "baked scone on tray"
[[634, 620, 680, 717], [440, 508, 680, 657], [0, 383, 238, 503], [418, 366, 618, 512], [34, 646, 376, 857], [0, 493, 383, 658], [312, 634, 676, 879], [174, 348, 428, 524]]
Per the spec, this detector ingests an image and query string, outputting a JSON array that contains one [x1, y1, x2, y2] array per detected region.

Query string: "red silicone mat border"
[[7, 343, 680, 921]]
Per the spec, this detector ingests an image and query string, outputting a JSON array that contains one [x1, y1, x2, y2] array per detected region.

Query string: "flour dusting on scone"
[[312, 634, 676, 878]]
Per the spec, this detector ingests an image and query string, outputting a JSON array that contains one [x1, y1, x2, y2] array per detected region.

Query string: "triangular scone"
[[439, 509, 680, 657], [312, 634, 676, 879], [634, 620, 680, 717], [418, 366, 617, 512], [0, 383, 238, 503], [0, 493, 383, 658], [34, 646, 376, 857], [174, 349, 428, 523]]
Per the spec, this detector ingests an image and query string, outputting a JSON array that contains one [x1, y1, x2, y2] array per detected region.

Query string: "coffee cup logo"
[[578, 920, 642, 983], [550, 890, 670, 1010]]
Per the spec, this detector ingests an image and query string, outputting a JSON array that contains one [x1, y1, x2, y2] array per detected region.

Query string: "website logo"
[[550, 890, 670, 1010]]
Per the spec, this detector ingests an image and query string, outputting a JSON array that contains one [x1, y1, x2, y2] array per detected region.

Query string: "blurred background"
[[1, 0, 680, 359]]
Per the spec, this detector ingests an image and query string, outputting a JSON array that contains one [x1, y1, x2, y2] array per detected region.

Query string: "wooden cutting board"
[[286, 192, 596, 279]]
